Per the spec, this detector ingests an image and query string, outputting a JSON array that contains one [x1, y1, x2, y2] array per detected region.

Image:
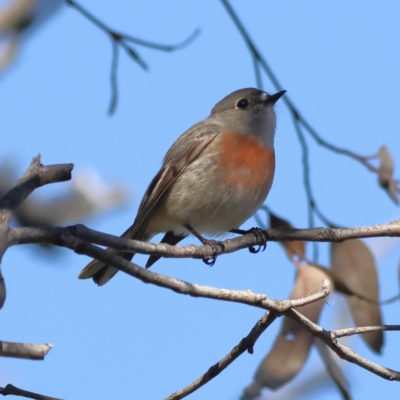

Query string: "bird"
[[79, 87, 286, 286]]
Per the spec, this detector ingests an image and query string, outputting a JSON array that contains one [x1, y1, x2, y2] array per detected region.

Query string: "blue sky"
[[1, 1, 400, 399]]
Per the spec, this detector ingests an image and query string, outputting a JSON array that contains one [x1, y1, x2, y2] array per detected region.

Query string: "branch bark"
[[332, 325, 400, 339], [0, 383, 62, 400], [6, 220, 400, 264], [0, 154, 73, 307], [165, 311, 278, 400], [287, 308, 400, 381], [11, 226, 332, 312], [0, 341, 53, 360], [10, 223, 400, 384]]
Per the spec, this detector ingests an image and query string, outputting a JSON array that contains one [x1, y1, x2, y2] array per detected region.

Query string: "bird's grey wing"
[[129, 123, 221, 239], [78, 122, 220, 285]]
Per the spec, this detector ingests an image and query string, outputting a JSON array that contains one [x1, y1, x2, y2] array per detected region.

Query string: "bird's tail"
[[78, 229, 187, 286], [78, 227, 149, 286]]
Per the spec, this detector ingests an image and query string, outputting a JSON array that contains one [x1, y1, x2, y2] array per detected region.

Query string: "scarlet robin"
[[79, 88, 286, 285]]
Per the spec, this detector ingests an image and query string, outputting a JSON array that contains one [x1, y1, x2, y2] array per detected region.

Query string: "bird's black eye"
[[236, 99, 249, 109]]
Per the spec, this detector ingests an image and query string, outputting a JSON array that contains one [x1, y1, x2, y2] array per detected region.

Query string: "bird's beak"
[[265, 90, 286, 105]]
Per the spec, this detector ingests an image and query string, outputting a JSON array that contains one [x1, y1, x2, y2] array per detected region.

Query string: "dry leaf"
[[331, 239, 383, 353], [311, 263, 384, 306], [269, 211, 306, 260], [377, 145, 399, 204], [249, 264, 332, 391]]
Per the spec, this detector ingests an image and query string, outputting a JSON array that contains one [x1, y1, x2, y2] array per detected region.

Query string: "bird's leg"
[[230, 228, 268, 253], [186, 224, 225, 266]]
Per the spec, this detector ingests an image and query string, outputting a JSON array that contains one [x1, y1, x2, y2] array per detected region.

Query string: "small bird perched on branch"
[[79, 87, 286, 285]]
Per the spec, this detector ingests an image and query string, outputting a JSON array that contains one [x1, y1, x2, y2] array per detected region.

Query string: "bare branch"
[[291, 116, 339, 230], [65, 0, 200, 114], [0, 162, 129, 227], [165, 311, 277, 400], [0, 154, 73, 217], [286, 308, 400, 382], [7, 221, 400, 264], [108, 39, 119, 115], [0, 154, 73, 307], [221, 0, 364, 165], [220, 0, 283, 90], [0, 341, 53, 360], [1, 154, 400, 394], [332, 325, 400, 339], [11, 213, 400, 388], [12, 226, 331, 312], [0, 154, 73, 251], [0, 384, 62, 400], [5, 216, 332, 318]]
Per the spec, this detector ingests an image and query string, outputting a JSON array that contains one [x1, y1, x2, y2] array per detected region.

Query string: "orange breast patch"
[[218, 131, 275, 191]]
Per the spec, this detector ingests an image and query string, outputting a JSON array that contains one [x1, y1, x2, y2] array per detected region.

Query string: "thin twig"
[[0, 384, 62, 400], [108, 39, 119, 115], [65, 0, 200, 114], [220, 0, 382, 171], [165, 311, 277, 400], [332, 325, 400, 339], [221, 0, 400, 226], [252, 54, 263, 90], [292, 114, 318, 262], [292, 116, 338, 227], [221, 0, 336, 236], [287, 308, 400, 382], [298, 117, 378, 172], [220, 0, 284, 91]]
